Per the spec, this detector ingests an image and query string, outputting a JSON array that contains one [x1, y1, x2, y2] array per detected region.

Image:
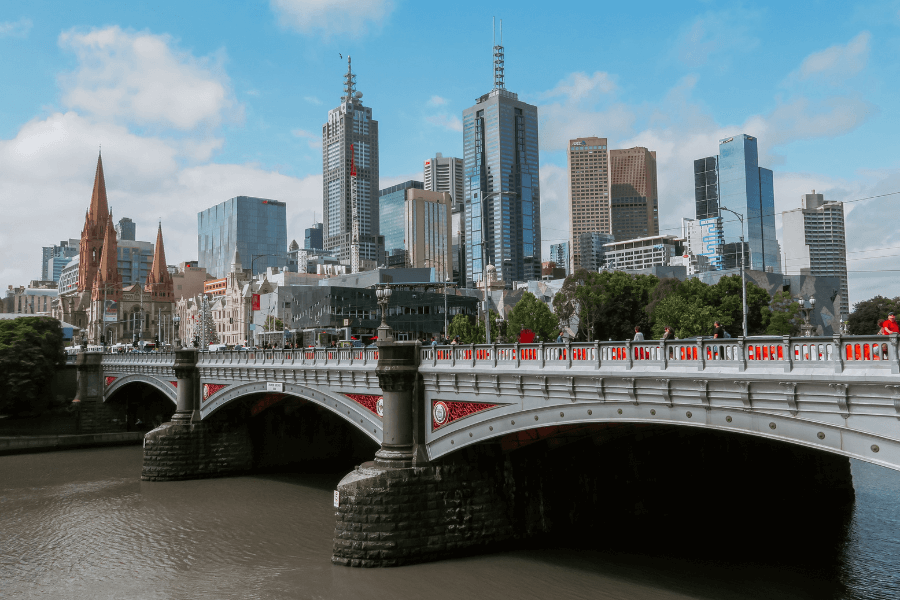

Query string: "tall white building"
[[424, 153, 464, 204], [682, 217, 724, 270], [782, 190, 849, 317], [322, 57, 381, 268]]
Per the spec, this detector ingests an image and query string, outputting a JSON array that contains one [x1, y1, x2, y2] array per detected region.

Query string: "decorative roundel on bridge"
[[376, 398, 384, 418], [433, 401, 449, 426]]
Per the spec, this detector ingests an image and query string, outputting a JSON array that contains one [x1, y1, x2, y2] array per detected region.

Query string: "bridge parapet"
[[422, 334, 900, 376], [196, 348, 379, 368]]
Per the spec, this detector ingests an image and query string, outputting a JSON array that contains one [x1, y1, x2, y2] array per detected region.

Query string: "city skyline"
[[1, 1, 899, 304]]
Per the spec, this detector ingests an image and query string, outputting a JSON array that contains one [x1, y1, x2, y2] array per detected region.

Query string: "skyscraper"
[[405, 189, 453, 279], [197, 196, 287, 278], [115, 217, 136, 241], [694, 156, 719, 219], [425, 153, 465, 203], [718, 134, 779, 273], [782, 190, 849, 316], [379, 180, 424, 264], [304, 222, 323, 251], [549, 242, 570, 276], [322, 57, 381, 269], [609, 147, 659, 242], [463, 26, 541, 287], [567, 137, 610, 270]]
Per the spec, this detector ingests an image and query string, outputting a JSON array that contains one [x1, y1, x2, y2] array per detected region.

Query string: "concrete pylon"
[[373, 339, 418, 468], [171, 348, 199, 423], [72, 351, 104, 433]]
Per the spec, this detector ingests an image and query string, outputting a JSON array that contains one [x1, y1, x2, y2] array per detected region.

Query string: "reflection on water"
[[1, 447, 898, 600]]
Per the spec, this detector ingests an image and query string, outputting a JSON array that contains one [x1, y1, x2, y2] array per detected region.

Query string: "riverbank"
[[0, 431, 144, 456]]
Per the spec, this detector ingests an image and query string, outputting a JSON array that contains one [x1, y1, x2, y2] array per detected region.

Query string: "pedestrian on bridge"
[[880, 312, 899, 335], [633, 326, 644, 342]]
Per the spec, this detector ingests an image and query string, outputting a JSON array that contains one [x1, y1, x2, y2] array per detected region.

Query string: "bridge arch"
[[426, 401, 900, 473], [104, 374, 176, 404], [200, 381, 383, 443]]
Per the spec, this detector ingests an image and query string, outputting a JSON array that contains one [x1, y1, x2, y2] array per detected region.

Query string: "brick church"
[[55, 154, 176, 345]]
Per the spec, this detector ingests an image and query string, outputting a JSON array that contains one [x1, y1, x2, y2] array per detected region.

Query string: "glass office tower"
[[717, 134, 779, 273], [462, 36, 541, 287], [694, 157, 719, 219], [379, 180, 424, 258], [197, 196, 288, 278]]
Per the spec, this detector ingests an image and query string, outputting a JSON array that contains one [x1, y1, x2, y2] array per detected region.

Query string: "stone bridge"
[[71, 333, 900, 567]]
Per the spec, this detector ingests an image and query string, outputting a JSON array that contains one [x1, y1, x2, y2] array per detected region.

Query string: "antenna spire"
[[493, 19, 505, 90], [343, 55, 357, 102]]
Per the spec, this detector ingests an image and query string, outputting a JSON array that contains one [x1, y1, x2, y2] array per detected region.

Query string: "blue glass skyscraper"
[[717, 134, 780, 273], [462, 33, 541, 287], [198, 196, 288, 278]]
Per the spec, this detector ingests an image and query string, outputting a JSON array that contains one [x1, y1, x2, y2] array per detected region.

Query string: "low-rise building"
[[602, 235, 684, 272]]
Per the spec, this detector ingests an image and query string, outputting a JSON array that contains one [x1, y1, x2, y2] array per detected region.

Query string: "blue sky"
[[2, 0, 899, 306]]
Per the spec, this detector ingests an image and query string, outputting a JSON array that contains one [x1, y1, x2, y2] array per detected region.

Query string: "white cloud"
[[425, 114, 463, 132], [541, 71, 616, 103], [427, 95, 448, 107], [270, 0, 394, 37], [58, 26, 240, 131], [0, 18, 32, 38], [675, 8, 761, 67], [292, 128, 322, 150], [303, 95, 322, 105], [792, 32, 870, 84]]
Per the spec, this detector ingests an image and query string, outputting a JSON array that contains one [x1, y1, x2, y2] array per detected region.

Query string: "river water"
[[1, 446, 898, 600]]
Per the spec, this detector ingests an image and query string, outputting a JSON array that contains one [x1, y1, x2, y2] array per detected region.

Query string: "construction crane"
[[350, 142, 360, 274]]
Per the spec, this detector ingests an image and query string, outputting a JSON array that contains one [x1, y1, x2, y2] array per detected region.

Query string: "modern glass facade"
[[304, 223, 323, 251], [115, 217, 136, 241], [609, 147, 659, 242], [379, 180, 423, 257], [197, 196, 288, 278], [694, 156, 719, 220], [41, 239, 79, 281], [463, 86, 541, 288], [718, 134, 780, 273], [117, 240, 154, 286], [549, 242, 570, 275]]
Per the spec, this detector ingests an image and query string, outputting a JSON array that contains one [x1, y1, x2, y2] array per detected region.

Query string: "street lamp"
[[375, 285, 393, 343], [173, 315, 181, 349], [798, 296, 816, 337], [718, 206, 748, 338], [476, 190, 516, 344]]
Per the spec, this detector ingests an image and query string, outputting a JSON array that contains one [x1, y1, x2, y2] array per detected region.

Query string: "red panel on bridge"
[[432, 400, 498, 431], [170, 381, 178, 388], [202, 383, 228, 402], [105, 377, 117, 387], [345, 394, 384, 418]]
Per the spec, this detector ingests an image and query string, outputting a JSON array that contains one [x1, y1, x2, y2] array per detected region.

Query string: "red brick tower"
[[92, 215, 122, 302], [145, 223, 174, 300], [78, 153, 110, 292]]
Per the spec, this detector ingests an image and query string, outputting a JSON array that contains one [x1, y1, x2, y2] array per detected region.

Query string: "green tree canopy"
[[0, 317, 65, 415], [506, 291, 558, 342], [447, 311, 500, 344], [762, 290, 802, 336], [847, 296, 900, 335]]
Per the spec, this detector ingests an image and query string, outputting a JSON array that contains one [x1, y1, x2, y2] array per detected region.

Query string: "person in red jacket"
[[880, 312, 899, 335]]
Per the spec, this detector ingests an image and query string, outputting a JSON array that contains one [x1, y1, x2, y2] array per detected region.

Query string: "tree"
[[507, 292, 558, 342], [0, 317, 65, 416], [447, 311, 500, 344], [847, 296, 900, 335], [762, 290, 801, 336]]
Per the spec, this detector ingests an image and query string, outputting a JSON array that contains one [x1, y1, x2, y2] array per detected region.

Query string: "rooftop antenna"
[[493, 18, 505, 90]]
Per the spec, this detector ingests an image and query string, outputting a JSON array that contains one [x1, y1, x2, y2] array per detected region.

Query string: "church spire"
[[92, 211, 121, 301], [145, 222, 173, 299], [78, 152, 111, 292], [88, 152, 109, 227]]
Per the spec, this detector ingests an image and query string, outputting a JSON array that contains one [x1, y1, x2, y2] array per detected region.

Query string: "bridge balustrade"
[[420, 335, 900, 373], [194, 348, 379, 368]]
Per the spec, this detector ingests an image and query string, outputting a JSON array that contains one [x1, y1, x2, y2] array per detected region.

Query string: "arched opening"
[[105, 382, 175, 432], [206, 392, 378, 473], [438, 423, 855, 569]]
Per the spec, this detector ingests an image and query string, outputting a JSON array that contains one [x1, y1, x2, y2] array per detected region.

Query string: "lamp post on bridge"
[[798, 296, 816, 337]]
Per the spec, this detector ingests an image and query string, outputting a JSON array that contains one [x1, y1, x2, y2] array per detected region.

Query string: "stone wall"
[[141, 420, 253, 481], [333, 425, 856, 567]]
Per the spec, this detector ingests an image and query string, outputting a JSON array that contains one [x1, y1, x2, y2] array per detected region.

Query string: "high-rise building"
[[549, 242, 570, 276], [463, 29, 541, 288], [694, 157, 720, 220], [451, 203, 465, 287], [782, 190, 849, 316], [405, 189, 453, 279], [567, 137, 610, 270], [304, 223, 323, 251], [718, 134, 779, 273], [682, 217, 724, 271], [197, 196, 288, 278], [380, 181, 424, 264], [41, 239, 80, 282], [425, 153, 465, 203], [115, 217, 136, 241], [609, 147, 659, 242], [578, 232, 616, 272], [322, 57, 381, 268]]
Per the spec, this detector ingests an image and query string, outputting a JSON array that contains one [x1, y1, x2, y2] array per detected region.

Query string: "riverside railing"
[[420, 335, 900, 374], [196, 348, 379, 368]]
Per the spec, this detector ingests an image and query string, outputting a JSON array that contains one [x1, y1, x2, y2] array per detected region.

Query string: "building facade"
[[379, 180, 424, 259], [304, 222, 323, 251], [41, 239, 79, 282], [694, 156, 720, 220], [463, 37, 541, 288], [682, 217, 724, 271], [322, 57, 381, 268], [549, 242, 570, 276], [425, 153, 465, 203], [405, 189, 453, 280], [578, 232, 616, 272], [717, 134, 779, 273], [602, 235, 684, 272], [782, 190, 849, 317], [567, 137, 610, 269], [197, 196, 288, 278], [609, 147, 659, 242], [115, 217, 136, 241]]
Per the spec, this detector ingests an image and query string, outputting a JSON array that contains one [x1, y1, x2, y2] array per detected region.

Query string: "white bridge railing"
[[421, 335, 900, 374], [196, 348, 379, 368]]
